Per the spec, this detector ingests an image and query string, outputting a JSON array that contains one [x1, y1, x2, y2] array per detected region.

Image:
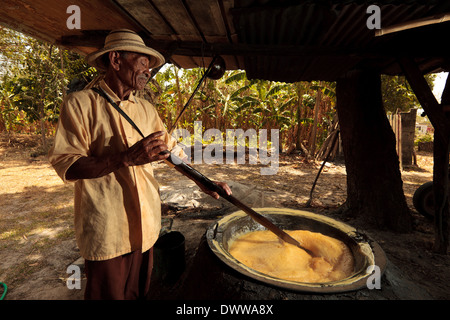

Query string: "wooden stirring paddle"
[[162, 150, 315, 256]]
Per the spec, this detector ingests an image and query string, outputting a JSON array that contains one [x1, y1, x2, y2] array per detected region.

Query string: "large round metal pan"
[[206, 208, 386, 293]]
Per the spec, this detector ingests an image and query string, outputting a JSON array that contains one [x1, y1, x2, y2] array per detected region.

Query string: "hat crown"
[[104, 29, 145, 48], [85, 29, 165, 71]]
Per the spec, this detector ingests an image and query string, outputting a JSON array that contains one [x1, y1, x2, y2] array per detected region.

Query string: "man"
[[49, 29, 231, 300]]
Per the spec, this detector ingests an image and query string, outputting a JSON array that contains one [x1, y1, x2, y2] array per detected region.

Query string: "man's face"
[[116, 52, 151, 91]]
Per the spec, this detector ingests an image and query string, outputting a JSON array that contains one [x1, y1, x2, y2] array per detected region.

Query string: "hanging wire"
[[168, 56, 219, 134]]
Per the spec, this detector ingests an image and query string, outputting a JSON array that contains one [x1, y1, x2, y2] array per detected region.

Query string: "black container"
[[153, 231, 186, 285]]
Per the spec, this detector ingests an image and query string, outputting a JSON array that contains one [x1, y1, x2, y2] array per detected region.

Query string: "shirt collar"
[[99, 80, 137, 104]]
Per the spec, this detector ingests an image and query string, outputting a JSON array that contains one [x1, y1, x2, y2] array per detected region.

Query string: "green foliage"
[[2, 27, 433, 155], [0, 27, 92, 136], [381, 74, 435, 113], [149, 66, 337, 153], [415, 133, 433, 145]]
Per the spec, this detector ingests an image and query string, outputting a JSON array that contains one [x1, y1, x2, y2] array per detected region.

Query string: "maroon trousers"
[[84, 248, 153, 300]]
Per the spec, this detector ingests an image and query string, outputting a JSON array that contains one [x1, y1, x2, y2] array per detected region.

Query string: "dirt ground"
[[0, 133, 449, 300]]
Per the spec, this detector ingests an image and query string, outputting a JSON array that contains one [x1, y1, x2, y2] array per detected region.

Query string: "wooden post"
[[336, 69, 412, 232], [399, 57, 450, 253], [435, 76, 450, 254], [401, 108, 417, 168]]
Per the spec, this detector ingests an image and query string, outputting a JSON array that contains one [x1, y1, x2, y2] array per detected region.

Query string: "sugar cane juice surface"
[[228, 230, 355, 283]]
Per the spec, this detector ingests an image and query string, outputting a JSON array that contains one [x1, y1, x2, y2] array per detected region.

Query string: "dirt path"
[[0, 133, 448, 300]]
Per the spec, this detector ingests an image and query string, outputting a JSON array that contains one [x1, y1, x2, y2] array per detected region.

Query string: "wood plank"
[[151, 0, 200, 40], [219, 0, 237, 43], [185, 0, 227, 37], [0, 0, 138, 46], [170, 54, 240, 70], [114, 0, 174, 35], [398, 57, 450, 142]]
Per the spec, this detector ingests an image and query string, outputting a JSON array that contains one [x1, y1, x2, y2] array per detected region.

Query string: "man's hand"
[[123, 131, 170, 166], [66, 131, 170, 180], [195, 180, 232, 200]]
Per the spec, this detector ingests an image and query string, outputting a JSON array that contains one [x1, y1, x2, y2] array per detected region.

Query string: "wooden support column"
[[435, 77, 450, 254], [336, 69, 412, 232], [399, 57, 450, 254]]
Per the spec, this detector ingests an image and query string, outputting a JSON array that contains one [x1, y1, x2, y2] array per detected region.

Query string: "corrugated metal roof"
[[231, 0, 450, 81], [1, 0, 449, 82]]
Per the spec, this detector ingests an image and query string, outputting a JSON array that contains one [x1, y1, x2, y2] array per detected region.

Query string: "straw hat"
[[86, 29, 165, 71]]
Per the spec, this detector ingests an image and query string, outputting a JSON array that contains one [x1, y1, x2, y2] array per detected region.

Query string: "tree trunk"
[[309, 83, 321, 157], [174, 65, 183, 126], [39, 79, 47, 152], [336, 69, 412, 232], [59, 48, 67, 101], [295, 83, 304, 152]]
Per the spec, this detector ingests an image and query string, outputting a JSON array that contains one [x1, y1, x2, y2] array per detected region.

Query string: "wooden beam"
[[399, 57, 450, 253], [433, 74, 450, 254], [57, 33, 450, 61], [376, 13, 450, 37], [398, 57, 450, 142]]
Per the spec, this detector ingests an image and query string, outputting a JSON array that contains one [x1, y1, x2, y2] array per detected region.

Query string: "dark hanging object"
[[205, 55, 226, 80]]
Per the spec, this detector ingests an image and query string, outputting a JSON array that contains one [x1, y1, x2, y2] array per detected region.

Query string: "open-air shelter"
[[1, 0, 449, 252]]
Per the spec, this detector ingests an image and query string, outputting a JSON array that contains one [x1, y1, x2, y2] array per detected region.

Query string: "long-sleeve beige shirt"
[[49, 80, 183, 261]]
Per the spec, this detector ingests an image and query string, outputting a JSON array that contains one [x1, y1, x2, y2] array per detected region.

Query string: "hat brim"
[[86, 43, 165, 71]]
